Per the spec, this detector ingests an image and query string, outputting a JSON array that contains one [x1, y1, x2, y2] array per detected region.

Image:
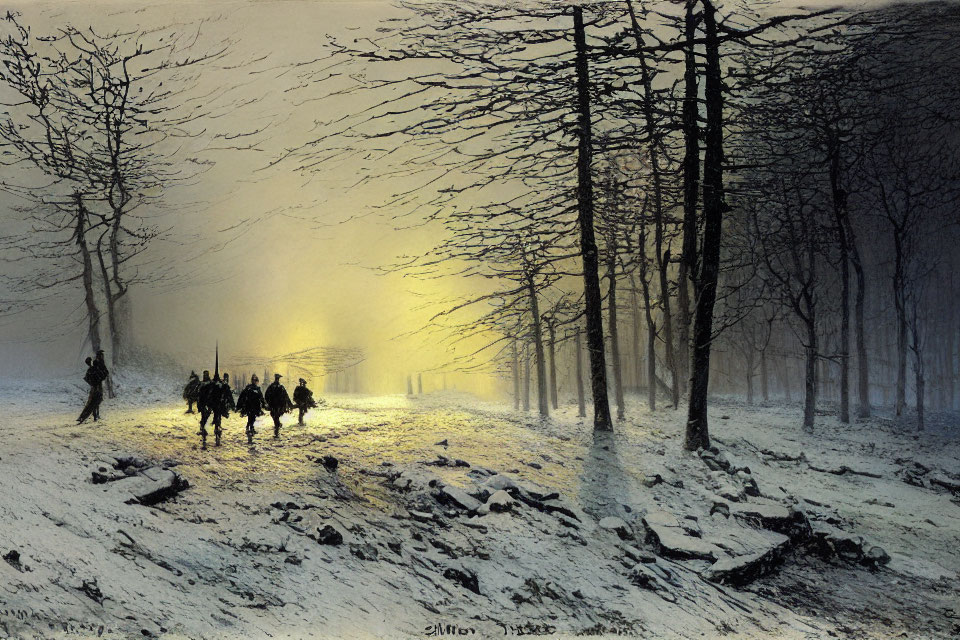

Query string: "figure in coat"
[[292, 377, 319, 426], [264, 373, 294, 438], [236, 374, 267, 444]]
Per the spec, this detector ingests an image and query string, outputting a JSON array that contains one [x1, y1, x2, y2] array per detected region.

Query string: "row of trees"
[[286, 0, 916, 446], [282, 1, 959, 440], [726, 4, 960, 431]]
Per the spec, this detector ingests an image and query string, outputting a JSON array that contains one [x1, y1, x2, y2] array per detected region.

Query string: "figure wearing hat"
[[236, 374, 267, 444], [292, 377, 319, 426], [196, 370, 215, 447], [208, 372, 234, 447], [183, 371, 201, 414], [264, 373, 294, 438], [77, 356, 105, 424], [201, 344, 236, 448], [220, 373, 236, 413]]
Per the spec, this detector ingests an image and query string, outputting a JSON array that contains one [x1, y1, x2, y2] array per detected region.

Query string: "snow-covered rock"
[[809, 523, 890, 567], [108, 467, 188, 506], [727, 501, 811, 541], [482, 474, 518, 493], [705, 542, 785, 586], [435, 485, 482, 512], [599, 516, 634, 540], [643, 511, 722, 561], [485, 489, 514, 513]]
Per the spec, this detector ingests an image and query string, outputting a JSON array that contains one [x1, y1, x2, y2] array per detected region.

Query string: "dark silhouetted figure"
[[196, 370, 213, 447], [209, 373, 235, 447], [293, 378, 318, 426], [93, 349, 110, 398], [221, 373, 236, 412], [237, 374, 267, 444], [77, 356, 105, 424], [183, 371, 200, 414], [264, 373, 293, 438]]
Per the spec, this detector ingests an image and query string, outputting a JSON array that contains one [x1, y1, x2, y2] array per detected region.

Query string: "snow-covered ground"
[[0, 373, 958, 639]]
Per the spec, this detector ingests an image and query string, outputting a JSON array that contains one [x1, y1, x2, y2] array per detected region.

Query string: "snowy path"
[[0, 382, 958, 639]]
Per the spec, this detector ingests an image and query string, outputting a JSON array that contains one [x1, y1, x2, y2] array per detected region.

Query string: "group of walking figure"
[[182, 370, 320, 448], [74, 348, 321, 449]]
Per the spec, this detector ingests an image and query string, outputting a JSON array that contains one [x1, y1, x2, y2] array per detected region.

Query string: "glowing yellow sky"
[[0, 0, 904, 396]]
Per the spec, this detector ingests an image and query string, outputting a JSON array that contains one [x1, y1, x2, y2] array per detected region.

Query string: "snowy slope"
[[0, 379, 957, 639]]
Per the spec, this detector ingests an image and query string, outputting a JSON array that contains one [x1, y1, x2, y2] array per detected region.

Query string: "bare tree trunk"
[[107, 217, 127, 364], [916, 368, 925, 432], [893, 232, 907, 416], [630, 275, 643, 390], [417, 373, 423, 395], [523, 343, 531, 412], [909, 303, 925, 432], [607, 259, 626, 420], [575, 330, 586, 418], [678, 0, 699, 403], [639, 262, 657, 411], [745, 351, 755, 405], [829, 149, 851, 423], [946, 314, 957, 410], [94, 239, 117, 353], [837, 256, 850, 422], [783, 357, 793, 403], [803, 323, 818, 432], [512, 339, 520, 411], [93, 237, 117, 398], [854, 259, 870, 417], [526, 280, 549, 418], [685, 0, 723, 451], [626, 0, 678, 410], [820, 350, 830, 405], [547, 323, 559, 410], [842, 216, 870, 418], [406, 374, 414, 395], [760, 348, 769, 403], [73, 193, 102, 354], [658, 248, 679, 408], [573, 6, 612, 431]]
